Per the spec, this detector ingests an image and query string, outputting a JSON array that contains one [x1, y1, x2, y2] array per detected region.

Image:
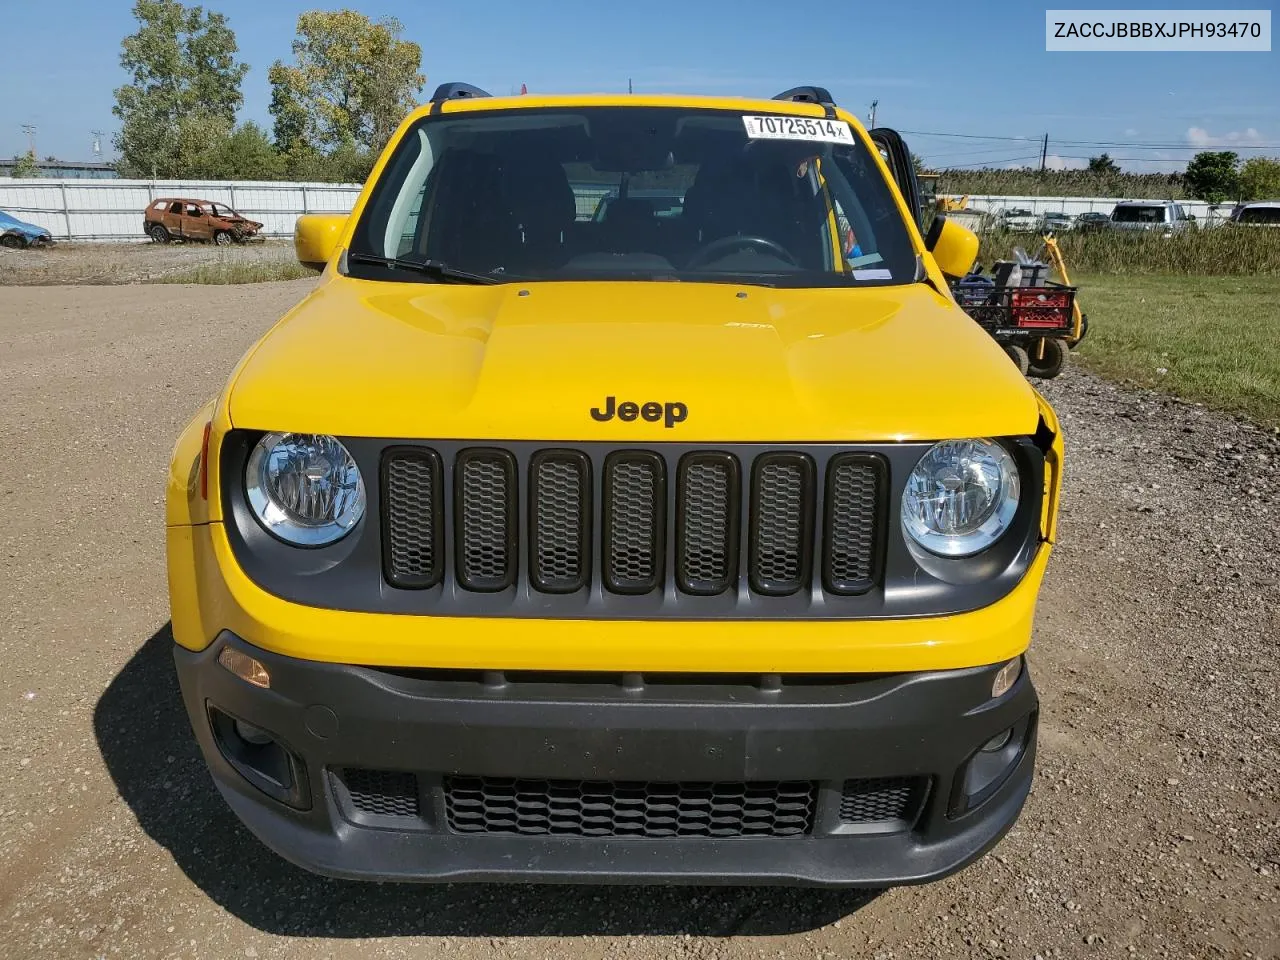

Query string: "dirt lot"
[[0, 240, 299, 285], [0, 281, 1276, 959]]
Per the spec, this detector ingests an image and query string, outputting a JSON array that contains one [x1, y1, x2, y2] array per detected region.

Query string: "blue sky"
[[3, 0, 1277, 171]]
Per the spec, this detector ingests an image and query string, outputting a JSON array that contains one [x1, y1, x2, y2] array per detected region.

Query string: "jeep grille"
[[383, 446, 884, 600]]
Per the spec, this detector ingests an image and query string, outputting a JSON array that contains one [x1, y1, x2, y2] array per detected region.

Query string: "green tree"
[[1087, 153, 1120, 175], [1184, 151, 1241, 203], [10, 150, 40, 177], [1238, 156, 1280, 201], [269, 75, 310, 156], [281, 139, 375, 183], [268, 10, 424, 156], [193, 122, 285, 180], [112, 0, 249, 178]]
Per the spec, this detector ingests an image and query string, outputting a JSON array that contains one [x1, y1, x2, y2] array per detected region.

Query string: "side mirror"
[[924, 215, 980, 280], [294, 214, 347, 271]]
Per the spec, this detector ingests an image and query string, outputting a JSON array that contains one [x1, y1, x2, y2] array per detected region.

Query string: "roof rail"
[[772, 86, 837, 118], [430, 82, 492, 102]]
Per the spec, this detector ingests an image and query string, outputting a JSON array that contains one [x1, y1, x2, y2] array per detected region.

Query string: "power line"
[[941, 155, 1044, 169], [1054, 154, 1192, 163], [925, 144, 1049, 160], [901, 129, 1040, 143], [900, 126, 1280, 151], [1055, 136, 1280, 149]]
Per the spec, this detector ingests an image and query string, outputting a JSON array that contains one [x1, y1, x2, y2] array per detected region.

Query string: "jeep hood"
[[228, 276, 1042, 442]]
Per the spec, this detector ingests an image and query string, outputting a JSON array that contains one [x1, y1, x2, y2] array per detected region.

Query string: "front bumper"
[[175, 633, 1038, 886]]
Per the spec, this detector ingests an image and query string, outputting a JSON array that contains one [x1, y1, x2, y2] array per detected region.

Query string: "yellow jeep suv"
[[166, 83, 1063, 886]]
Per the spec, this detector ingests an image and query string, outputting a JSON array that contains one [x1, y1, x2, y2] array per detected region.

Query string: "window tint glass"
[[1112, 205, 1165, 223], [351, 107, 916, 287]]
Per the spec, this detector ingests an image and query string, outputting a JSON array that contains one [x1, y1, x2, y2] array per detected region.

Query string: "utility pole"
[[1039, 133, 1049, 172], [628, 77, 633, 94], [868, 100, 878, 129], [21, 124, 37, 155]]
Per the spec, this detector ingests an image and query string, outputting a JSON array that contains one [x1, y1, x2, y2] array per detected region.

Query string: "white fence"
[[0, 178, 363, 242], [1, 179, 1243, 242]]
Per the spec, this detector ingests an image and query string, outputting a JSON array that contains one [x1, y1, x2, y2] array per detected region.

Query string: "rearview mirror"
[[924, 215, 980, 280], [294, 214, 347, 271]]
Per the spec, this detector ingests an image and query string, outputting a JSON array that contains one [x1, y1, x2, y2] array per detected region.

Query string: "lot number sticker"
[[742, 115, 853, 144]]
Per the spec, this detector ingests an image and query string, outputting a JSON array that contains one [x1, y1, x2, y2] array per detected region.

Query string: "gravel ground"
[[0, 282, 1276, 959], [0, 240, 297, 285]]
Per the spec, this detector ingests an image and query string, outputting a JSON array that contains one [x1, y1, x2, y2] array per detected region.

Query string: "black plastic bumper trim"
[[175, 633, 1039, 886]]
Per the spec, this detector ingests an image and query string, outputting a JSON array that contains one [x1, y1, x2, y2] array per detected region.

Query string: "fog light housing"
[[981, 727, 1013, 752], [949, 713, 1035, 818], [992, 657, 1022, 699], [234, 719, 274, 745], [207, 706, 310, 810], [218, 647, 271, 688]]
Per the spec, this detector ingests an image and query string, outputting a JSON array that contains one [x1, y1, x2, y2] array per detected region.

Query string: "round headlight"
[[245, 433, 365, 546], [901, 439, 1020, 558]]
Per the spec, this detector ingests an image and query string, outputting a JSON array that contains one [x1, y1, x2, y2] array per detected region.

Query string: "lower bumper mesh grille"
[[838, 777, 922, 825], [443, 776, 817, 838], [337, 768, 421, 819]]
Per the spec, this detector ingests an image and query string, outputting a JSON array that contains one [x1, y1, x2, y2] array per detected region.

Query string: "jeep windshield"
[[348, 106, 917, 287]]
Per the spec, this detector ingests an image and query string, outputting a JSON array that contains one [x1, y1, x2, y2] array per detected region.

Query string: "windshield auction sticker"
[[742, 116, 854, 144], [1046, 9, 1271, 50]]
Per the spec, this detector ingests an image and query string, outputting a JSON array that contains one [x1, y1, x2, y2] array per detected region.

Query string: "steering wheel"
[[685, 235, 798, 270]]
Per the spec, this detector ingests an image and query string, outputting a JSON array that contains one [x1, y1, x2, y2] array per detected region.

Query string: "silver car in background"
[[1230, 200, 1280, 226], [1040, 211, 1074, 233], [1109, 200, 1196, 235], [997, 207, 1041, 230]]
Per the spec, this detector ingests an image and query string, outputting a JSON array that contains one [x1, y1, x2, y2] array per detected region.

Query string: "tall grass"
[[152, 261, 315, 284], [935, 168, 1187, 199], [974, 227, 1280, 276]]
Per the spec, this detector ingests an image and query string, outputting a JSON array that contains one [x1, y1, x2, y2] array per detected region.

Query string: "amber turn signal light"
[[217, 647, 271, 689]]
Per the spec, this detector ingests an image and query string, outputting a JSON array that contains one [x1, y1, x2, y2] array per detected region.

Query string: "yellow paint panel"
[[169, 521, 1049, 673], [227, 277, 1042, 442]]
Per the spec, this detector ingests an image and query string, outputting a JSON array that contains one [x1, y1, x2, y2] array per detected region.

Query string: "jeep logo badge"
[[590, 396, 688, 428]]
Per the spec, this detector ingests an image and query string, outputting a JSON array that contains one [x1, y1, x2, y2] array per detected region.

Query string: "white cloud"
[[1044, 154, 1087, 171], [1186, 126, 1265, 148], [1124, 128, 1139, 137]]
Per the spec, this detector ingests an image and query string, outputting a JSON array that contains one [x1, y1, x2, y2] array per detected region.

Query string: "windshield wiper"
[[347, 253, 501, 285]]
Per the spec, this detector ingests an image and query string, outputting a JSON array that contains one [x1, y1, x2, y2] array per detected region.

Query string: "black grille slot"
[[823, 455, 885, 595], [455, 449, 517, 591], [676, 453, 739, 595], [379, 443, 891, 604], [444, 776, 816, 838], [337, 768, 421, 819], [529, 450, 590, 593], [749, 454, 814, 595], [382, 449, 443, 588], [603, 452, 665, 594], [839, 777, 921, 825]]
